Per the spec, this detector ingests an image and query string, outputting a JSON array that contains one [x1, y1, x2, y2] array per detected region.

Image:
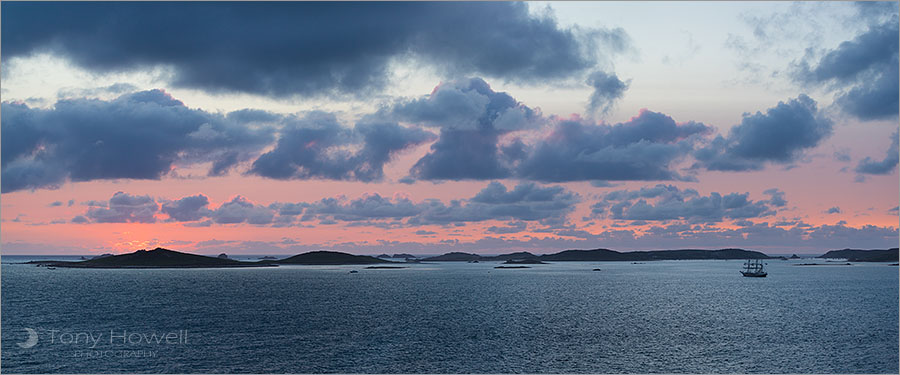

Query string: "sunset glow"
[[2, 1, 897, 256]]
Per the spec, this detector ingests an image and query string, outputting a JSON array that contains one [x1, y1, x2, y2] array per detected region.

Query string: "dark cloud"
[[2, 2, 621, 98], [48, 201, 63, 207], [226, 109, 284, 124], [693, 95, 832, 171], [210, 196, 276, 225], [825, 206, 842, 214], [83, 192, 158, 223], [305, 194, 422, 222], [855, 131, 899, 175], [268, 202, 307, 217], [585, 70, 629, 117], [249, 111, 434, 182], [517, 110, 710, 182], [486, 221, 528, 234], [793, 18, 898, 120], [298, 182, 579, 226], [161, 194, 212, 222], [762, 188, 787, 207], [66, 182, 576, 228], [1, 90, 275, 193], [414, 182, 580, 224], [594, 184, 782, 223], [396, 78, 539, 181]]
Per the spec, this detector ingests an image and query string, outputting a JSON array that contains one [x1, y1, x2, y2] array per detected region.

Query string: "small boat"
[[592, 268, 601, 271], [46, 266, 57, 270], [349, 270, 358, 274], [740, 259, 767, 277]]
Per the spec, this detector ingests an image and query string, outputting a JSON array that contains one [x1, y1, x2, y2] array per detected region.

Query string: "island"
[[27, 248, 276, 268], [273, 251, 391, 265], [26, 248, 400, 268], [817, 248, 899, 262], [422, 248, 770, 262]]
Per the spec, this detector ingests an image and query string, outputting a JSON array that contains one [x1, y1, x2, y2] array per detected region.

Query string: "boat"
[[349, 270, 358, 274], [46, 266, 57, 270], [740, 259, 767, 277]]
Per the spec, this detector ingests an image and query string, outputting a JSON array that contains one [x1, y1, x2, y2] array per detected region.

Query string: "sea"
[[2, 256, 897, 373]]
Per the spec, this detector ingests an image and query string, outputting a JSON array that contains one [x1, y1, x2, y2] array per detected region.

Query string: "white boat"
[[741, 259, 767, 277]]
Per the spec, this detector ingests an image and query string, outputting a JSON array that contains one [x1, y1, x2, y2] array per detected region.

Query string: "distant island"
[[422, 248, 769, 262], [28, 248, 392, 268], [817, 248, 899, 262], [28, 247, 894, 269], [377, 253, 417, 259], [28, 248, 276, 268], [272, 251, 390, 265]]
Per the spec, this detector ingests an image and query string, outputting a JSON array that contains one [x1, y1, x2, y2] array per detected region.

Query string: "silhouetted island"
[[817, 248, 899, 262], [27, 248, 275, 268], [422, 248, 769, 262], [274, 251, 390, 265], [494, 265, 530, 269]]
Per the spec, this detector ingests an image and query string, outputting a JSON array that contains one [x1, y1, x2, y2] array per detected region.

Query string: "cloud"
[[66, 181, 578, 229], [48, 201, 63, 207], [302, 182, 580, 226], [2, 2, 623, 98], [855, 131, 899, 175], [83, 192, 158, 223], [793, 18, 899, 120], [1, 90, 275, 192], [248, 111, 434, 182], [304, 194, 423, 222], [762, 188, 787, 207], [855, 2, 900, 23], [833, 150, 852, 162], [585, 70, 629, 117], [825, 206, 842, 214], [210, 196, 276, 225], [594, 184, 782, 223], [517, 110, 710, 182], [486, 221, 528, 234], [693, 95, 832, 171], [395, 78, 540, 180], [161, 194, 212, 222], [414, 182, 580, 224]]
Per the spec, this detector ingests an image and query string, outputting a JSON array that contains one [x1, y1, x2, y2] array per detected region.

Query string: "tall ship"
[[740, 259, 767, 277]]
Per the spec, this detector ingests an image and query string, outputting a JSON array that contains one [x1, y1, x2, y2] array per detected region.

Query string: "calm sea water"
[[2, 257, 897, 373]]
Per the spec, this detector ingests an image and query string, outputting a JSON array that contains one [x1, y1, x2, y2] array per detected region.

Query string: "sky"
[[1, 1, 898, 256]]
